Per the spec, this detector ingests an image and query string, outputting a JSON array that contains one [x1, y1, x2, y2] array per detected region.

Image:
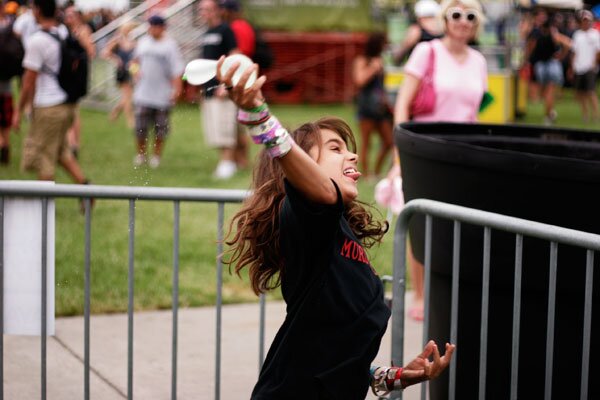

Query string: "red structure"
[[260, 31, 368, 104]]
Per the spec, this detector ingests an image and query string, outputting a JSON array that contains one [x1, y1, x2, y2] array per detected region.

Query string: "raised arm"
[[352, 55, 383, 89], [216, 57, 337, 204], [392, 24, 421, 65]]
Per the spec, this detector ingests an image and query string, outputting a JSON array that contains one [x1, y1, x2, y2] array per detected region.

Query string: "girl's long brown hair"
[[223, 116, 388, 295]]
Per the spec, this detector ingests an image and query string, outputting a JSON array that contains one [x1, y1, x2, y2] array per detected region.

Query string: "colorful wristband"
[[246, 102, 268, 113], [237, 104, 271, 125], [266, 133, 293, 158], [249, 117, 281, 144]]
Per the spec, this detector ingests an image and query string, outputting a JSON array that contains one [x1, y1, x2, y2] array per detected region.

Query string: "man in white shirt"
[[12, 0, 88, 185], [570, 10, 600, 121], [130, 15, 184, 169]]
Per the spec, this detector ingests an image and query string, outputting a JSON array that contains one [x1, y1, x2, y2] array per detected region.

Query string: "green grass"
[[0, 102, 394, 316], [1, 89, 597, 316]]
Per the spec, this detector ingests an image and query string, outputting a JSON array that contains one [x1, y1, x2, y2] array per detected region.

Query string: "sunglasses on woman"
[[446, 8, 478, 23]]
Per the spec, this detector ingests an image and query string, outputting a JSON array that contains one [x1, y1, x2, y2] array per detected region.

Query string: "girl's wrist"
[[243, 115, 294, 159]]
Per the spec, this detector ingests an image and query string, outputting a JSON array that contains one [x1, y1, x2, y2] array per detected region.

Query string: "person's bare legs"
[[408, 243, 424, 321], [529, 81, 541, 103], [359, 119, 375, 178], [58, 154, 86, 183], [122, 84, 135, 128], [576, 91, 588, 121], [154, 136, 164, 157], [221, 147, 235, 162], [587, 91, 599, 121], [67, 111, 82, 156], [0, 127, 10, 164], [374, 119, 393, 176]]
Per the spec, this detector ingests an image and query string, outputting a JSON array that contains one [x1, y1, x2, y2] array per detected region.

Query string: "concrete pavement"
[[4, 294, 425, 400]]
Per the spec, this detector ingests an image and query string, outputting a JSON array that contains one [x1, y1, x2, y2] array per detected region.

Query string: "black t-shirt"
[[251, 180, 391, 400], [529, 28, 559, 63], [199, 23, 237, 97]]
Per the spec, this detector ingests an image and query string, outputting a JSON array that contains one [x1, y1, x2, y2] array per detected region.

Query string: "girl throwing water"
[[219, 57, 455, 399]]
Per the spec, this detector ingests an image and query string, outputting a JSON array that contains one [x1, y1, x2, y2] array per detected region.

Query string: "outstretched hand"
[[215, 56, 267, 111], [400, 340, 455, 389]]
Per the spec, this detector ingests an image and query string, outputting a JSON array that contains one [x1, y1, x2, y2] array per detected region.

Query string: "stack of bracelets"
[[370, 365, 403, 396], [237, 102, 294, 158]]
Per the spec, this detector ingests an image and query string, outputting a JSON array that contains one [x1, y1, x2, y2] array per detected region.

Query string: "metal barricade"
[[390, 199, 600, 400], [0, 181, 260, 400]]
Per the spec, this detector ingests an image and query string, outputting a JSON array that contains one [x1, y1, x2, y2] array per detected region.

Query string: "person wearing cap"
[[130, 14, 184, 168], [392, 0, 444, 65], [552, 10, 600, 122], [198, 0, 240, 179]]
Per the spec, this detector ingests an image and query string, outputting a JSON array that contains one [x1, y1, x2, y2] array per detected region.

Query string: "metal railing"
[[390, 199, 600, 400], [0, 181, 256, 400]]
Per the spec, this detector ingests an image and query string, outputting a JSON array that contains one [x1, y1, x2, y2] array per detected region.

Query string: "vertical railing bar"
[[478, 227, 491, 400], [171, 201, 180, 400], [0, 197, 4, 400], [258, 293, 266, 371], [390, 209, 408, 400], [421, 214, 432, 400], [448, 221, 461, 400], [215, 203, 224, 400], [544, 242, 558, 400], [41, 197, 48, 400], [84, 198, 92, 400], [128, 199, 135, 400], [579, 250, 593, 400], [510, 234, 523, 400]]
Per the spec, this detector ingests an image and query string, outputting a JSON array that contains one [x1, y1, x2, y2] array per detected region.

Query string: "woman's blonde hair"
[[439, 0, 486, 37]]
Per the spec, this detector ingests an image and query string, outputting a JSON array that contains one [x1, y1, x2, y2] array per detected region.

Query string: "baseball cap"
[[148, 15, 166, 26], [219, 0, 240, 12], [579, 10, 593, 21], [414, 0, 440, 18]]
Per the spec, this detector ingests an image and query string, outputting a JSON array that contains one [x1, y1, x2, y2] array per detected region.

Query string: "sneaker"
[[213, 160, 237, 179], [133, 154, 146, 167], [149, 155, 160, 169], [544, 109, 557, 126]]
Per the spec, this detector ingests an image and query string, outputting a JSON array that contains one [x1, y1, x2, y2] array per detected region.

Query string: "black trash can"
[[395, 122, 600, 400]]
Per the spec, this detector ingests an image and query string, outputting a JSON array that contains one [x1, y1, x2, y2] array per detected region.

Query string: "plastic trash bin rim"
[[394, 122, 600, 183]]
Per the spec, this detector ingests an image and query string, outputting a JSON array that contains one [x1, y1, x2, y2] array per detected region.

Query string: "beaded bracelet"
[[249, 117, 281, 144], [369, 366, 403, 396], [247, 115, 294, 158], [266, 133, 293, 158], [238, 103, 271, 125]]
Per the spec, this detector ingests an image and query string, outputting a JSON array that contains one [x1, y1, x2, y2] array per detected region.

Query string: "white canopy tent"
[[519, 0, 583, 10]]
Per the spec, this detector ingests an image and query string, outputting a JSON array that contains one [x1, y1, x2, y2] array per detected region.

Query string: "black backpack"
[[44, 30, 89, 103], [0, 24, 25, 80], [252, 27, 274, 70]]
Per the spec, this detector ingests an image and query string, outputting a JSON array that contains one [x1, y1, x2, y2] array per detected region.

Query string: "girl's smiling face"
[[308, 129, 361, 204]]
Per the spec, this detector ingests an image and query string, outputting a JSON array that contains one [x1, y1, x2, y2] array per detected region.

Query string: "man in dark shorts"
[[571, 10, 600, 121]]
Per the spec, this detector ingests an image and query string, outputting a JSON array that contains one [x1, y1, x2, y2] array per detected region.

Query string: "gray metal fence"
[[0, 181, 258, 400], [390, 199, 600, 400], [5, 183, 599, 400]]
